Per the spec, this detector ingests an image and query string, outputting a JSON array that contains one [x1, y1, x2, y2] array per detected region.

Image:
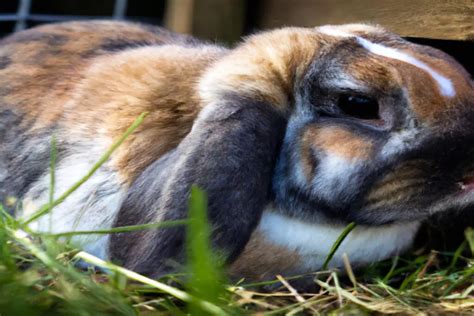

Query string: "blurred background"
[[0, 0, 472, 73]]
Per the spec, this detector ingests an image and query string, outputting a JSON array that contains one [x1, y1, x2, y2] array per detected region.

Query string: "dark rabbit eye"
[[337, 94, 380, 120]]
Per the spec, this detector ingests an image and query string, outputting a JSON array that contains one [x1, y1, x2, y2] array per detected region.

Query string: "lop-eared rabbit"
[[0, 21, 472, 281]]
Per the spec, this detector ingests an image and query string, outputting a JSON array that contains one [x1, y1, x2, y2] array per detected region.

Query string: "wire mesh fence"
[[0, 0, 165, 36]]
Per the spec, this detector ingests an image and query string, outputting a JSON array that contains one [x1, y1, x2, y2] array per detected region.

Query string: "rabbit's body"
[[0, 21, 225, 258], [0, 21, 472, 280]]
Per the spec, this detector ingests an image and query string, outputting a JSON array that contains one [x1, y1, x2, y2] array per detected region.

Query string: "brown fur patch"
[[63, 45, 225, 182], [199, 28, 324, 114], [0, 21, 199, 130], [302, 125, 374, 162], [229, 231, 301, 281]]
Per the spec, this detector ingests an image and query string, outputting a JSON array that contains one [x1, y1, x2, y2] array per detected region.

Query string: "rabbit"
[[0, 21, 472, 281]]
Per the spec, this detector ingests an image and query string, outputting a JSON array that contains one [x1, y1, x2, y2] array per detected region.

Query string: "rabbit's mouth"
[[356, 167, 474, 224]]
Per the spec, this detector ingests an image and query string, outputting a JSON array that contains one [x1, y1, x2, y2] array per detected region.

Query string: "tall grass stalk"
[[186, 185, 228, 315]]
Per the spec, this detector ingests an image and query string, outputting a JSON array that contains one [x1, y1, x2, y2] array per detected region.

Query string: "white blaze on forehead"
[[356, 38, 455, 97], [317, 26, 456, 98]]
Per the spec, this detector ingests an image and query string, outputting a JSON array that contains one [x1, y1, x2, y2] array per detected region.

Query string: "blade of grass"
[[48, 135, 57, 232], [447, 241, 466, 272], [275, 274, 316, 315], [322, 222, 356, 270], [8, 227, 139, 315], [332, 272, 344, 307], [342, 253, 357, 288], [464, 227, 474, 256], [186, 185, 227, 315], [377, 280, 421, 313], [23, 112, 148, 225], [43, 219, 189, 237], [315, 278, 374, 311], [0, 205, 15, 270], [442, 267, 474, 297], [382, 255, 400, 283], [238, 273, 317, 288], [399, 255, 432, 291], [275, 275, 305, 304], [357, 283, 383, 299], [262, 295, 334, 315], [75, 251, 226, 315]]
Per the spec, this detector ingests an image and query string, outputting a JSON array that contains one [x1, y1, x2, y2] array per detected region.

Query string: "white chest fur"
[[257, 210, 420, 271]]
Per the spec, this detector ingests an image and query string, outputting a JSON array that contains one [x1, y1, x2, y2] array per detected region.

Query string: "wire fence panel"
[[0, 0, 163, 36], [113, 0, 128, 20], [15, 0, 32, 31]]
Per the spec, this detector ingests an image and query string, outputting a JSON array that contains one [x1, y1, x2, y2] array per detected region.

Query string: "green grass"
[[0, 114, 472, 315], [1, 200, 473, 315]]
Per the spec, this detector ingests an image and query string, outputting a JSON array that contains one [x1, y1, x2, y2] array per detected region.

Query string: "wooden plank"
[[258, 0, 474, 40], [192, 0, 246, 44], [164, 0, 195, 34], [164, 0, 245, 43]]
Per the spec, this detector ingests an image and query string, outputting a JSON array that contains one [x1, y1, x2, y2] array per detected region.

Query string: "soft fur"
[[0, 21, 472, 281]]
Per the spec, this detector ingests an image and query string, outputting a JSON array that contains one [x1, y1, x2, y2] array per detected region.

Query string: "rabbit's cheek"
[[301, 125, 374, 162], [300, 126, 374, 199], [309, 155, 366, 203]]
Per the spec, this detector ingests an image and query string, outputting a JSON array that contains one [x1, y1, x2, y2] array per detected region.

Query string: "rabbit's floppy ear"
[[111, 98, 285, 275], [109, 28, 324, 275]]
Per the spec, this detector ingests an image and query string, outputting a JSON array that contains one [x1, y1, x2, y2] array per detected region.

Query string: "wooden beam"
[[258, 0, 474, 41], [164, 0, 195, 35], [164, 0, 246, 43], [192, 0, 246, 44]]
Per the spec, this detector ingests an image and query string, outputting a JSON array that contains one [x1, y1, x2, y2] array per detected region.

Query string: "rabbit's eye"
[[337, 94, 380, 120]]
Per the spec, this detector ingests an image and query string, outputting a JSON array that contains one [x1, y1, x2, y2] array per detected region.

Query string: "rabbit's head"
[[273, 24, 473, 225]]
